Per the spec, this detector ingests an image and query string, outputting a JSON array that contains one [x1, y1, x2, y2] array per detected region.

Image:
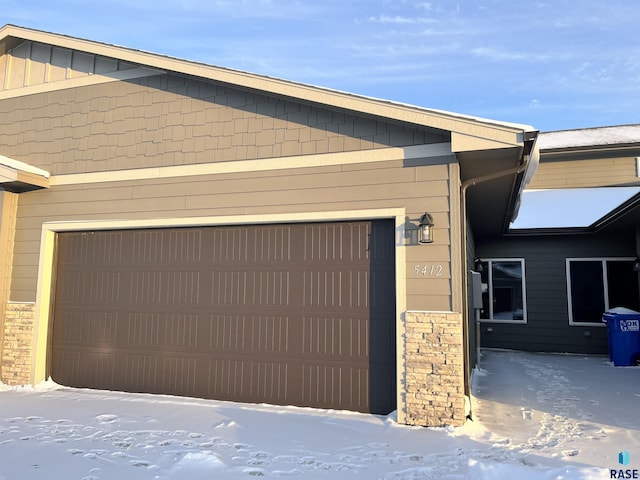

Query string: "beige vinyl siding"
[[12, 159, 455, 312], [0, 73, 447, 176], [528, 156, 638, 189]]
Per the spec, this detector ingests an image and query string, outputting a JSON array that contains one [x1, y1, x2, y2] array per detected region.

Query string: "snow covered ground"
[[0, 349, 637, 479]]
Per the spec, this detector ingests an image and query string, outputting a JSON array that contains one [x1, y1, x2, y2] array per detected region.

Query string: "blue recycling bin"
[[602, 308, 640, 367]]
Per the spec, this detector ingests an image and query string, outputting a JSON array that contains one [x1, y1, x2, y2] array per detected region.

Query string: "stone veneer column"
[[401, 311, 466, 427], [0, 191, 18, 383], [1, 302, 35, 385]]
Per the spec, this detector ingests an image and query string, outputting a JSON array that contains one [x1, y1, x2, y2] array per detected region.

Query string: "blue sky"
[[3, 0, 639, 132]]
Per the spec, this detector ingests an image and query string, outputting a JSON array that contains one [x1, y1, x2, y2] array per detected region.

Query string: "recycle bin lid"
[[605, 307, 640, 314]]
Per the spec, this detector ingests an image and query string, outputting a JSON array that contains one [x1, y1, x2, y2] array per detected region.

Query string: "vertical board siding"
[[0, 40, 128, 90], [50, 220, 396, 413]]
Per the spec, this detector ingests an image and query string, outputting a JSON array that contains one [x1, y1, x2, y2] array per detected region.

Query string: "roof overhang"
[[0, 154, 50, 192], [457, 132, 539, 240], [0, 24, 538, 229]]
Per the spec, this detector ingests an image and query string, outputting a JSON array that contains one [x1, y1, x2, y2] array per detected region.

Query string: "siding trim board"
[[0, 66, 163, 100], [49, 143, 454, 186]]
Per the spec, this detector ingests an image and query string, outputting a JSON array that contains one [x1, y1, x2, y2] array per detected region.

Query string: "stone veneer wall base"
[[1, 302, 36, 386], [402, 311, 466, 427]]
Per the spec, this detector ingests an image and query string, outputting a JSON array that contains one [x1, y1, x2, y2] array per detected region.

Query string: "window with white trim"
[[479, 259, 527, 323], [567, 258, 640, 326]]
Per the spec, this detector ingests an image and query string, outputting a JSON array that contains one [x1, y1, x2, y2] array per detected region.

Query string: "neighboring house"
[[476, 125, 640, 354], [0, 25, 539, 427]]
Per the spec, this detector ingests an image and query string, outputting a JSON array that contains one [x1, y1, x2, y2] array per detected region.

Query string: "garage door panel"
[[210, 270, 291, 306], [123, 354, 198, 396], [52, 310, 120, 346], [51, 220, 396, 414], [58, 231, 124, 265], [127, 312, 199, 349], [301, 316, 371, 360], [301, 364, 369, 411], [302, 270, 371, 309], [51, 349, 117, 390], [202, 358, 293, 405], [210, 226, 292, 264], [303, 223, 370, 263], [131, 229, 203, 265]]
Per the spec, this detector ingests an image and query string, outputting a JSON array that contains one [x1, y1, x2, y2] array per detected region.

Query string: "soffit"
[[0, 154, 50, 192]]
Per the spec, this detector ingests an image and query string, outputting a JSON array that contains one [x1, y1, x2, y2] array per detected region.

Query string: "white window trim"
[[479, 258, 527, 324], [566, 257, 636, 326]]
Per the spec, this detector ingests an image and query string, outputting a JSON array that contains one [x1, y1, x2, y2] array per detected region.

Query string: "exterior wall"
[[402, 311, 465, 427], [477, 231, 636, 354], [0, 68, 466, 426], [12, 158, 456, 309], [1, 302, 35, 385], [0, 73, 447, 176], [527, 154, 638, 189]]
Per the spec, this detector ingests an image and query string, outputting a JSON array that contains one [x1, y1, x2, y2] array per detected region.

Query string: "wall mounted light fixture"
[[418, 212, 434, 244]]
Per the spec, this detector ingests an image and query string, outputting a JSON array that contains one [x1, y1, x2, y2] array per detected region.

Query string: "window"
[[479, 259, 527, 323], [566, 258, 640, 326]]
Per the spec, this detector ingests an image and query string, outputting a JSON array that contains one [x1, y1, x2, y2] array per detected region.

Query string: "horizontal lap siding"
[[12, 159, 455, 312], [528, 156, 637, 189], [477, 232, 636, 354]]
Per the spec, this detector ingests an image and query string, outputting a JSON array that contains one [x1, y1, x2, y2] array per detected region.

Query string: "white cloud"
[[471, 47, 557, 62], [367, 15, 436, 24]]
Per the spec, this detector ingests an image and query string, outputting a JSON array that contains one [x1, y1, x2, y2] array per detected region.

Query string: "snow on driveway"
[[0, 349, 637, 479]]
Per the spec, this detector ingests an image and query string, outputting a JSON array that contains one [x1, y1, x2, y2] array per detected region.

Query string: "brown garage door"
[[50, 220, 396, 414]]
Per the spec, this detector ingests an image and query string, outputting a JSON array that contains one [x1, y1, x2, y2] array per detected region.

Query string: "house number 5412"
[[413, 264, 444, 277]]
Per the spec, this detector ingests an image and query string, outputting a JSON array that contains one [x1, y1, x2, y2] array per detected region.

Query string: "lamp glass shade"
[[418, 213, 434, 244]]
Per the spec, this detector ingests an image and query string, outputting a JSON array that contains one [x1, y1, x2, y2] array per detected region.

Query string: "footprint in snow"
[[213, 420, 236, 429], [244, 467, 266, 476], [95, 414, 119, 424]]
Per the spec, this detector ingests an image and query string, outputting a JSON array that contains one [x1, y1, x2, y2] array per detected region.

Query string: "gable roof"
[[538, 124, 640, 152], [0, 24, 539, 239], [0, 24, 536, 154]]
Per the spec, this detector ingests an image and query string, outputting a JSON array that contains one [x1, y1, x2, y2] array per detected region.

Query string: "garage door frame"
[[32, 208, 407, 410]]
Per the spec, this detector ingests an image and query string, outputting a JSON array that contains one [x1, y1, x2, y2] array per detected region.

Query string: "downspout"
[[459, 134, 539, 411]]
